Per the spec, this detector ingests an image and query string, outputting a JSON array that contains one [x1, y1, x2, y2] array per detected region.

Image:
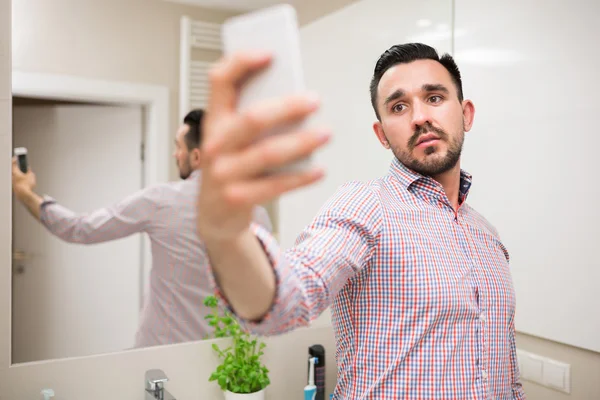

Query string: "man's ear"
[[462, 99, 475, 132], [191, 148, 202, 164], [373, 121, 390, 149]]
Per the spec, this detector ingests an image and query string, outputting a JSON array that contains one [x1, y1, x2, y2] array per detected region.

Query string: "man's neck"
[[431, 163, 462, 211]]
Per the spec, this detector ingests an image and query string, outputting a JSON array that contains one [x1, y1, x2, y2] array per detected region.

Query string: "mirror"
[[9, 0, 283, 364], [8, 0, 451, 366]]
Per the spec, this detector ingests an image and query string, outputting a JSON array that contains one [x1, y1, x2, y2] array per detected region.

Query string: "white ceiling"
[[163, 0, 306, 12]]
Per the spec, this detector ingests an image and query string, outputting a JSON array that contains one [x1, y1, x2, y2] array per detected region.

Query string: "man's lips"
[[416, 133, 441, 147]]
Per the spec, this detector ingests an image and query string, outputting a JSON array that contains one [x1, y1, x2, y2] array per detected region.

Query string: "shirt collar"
[[387, 157, 473, 201], [187, 169, 202, 180]]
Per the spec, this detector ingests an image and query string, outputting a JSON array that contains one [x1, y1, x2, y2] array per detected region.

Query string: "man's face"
[[173, 124, 193, 180], [373, 59, 474, 177]]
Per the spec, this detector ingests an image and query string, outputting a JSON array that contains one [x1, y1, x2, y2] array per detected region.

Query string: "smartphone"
[[221, 4, 313, 173], [14, 147, 28, 173]]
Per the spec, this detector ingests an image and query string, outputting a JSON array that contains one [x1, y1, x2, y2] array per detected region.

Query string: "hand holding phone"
[[197, 5, 331, 243], [14, 147, 28, 173], [221, 4, 316, 173]]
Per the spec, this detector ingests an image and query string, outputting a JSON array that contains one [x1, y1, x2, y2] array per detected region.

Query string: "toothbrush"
[[304, 356, 317, 400]]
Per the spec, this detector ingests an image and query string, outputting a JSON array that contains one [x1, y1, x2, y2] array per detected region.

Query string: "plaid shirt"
[[211, 157, 525, 400]]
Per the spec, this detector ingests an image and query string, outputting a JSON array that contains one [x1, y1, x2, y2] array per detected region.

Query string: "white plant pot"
[[224, 388, 266, 400]]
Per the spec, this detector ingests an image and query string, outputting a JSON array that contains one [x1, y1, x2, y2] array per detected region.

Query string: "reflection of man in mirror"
[[196, 43, 525, 399], [11, 109, 273, 348]]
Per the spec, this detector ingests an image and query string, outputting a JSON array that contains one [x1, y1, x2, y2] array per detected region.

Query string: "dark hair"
[[183, 109, 204, 150], [369, 43, 464, 120]]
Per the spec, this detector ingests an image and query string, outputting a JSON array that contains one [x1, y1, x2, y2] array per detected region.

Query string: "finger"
[[211, 127, 331, 181], [11, 158, 21, 174], [207, 51, 272, 115], [204, 92, 321, 157], [223, 168, 326, 206]]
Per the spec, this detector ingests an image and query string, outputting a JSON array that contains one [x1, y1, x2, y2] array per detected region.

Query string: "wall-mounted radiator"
[[179, 16, 222, 120]]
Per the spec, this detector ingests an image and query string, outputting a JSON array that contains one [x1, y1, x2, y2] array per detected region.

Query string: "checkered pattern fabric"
[[212, 158, 525, 399]]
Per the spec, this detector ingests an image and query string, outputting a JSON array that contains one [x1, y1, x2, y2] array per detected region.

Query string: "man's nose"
[[410, 101, 431, 130]]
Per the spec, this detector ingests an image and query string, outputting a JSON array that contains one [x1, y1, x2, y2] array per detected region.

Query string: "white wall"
[[455, 0, 600, 355]]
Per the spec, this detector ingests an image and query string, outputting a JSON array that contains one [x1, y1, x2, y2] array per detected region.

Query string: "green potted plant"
[[203, 295, 270, 400]]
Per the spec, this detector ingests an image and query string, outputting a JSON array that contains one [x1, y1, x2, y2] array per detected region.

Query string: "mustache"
[[408, 122, 449, 149]]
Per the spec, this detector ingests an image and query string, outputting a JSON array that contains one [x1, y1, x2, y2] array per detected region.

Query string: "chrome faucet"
[[145, 369, 177, 400]]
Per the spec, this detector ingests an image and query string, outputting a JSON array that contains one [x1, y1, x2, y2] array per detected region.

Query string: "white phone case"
[[221, 4, 313, 173]]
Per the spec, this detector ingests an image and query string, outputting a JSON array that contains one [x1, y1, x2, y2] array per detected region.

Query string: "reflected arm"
[[17, 185, 164, 244]]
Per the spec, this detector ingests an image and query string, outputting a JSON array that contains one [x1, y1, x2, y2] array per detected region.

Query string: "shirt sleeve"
[[252, 205, 274, 233], [208, 181, 382, 336], [39, 185, 164, 244]]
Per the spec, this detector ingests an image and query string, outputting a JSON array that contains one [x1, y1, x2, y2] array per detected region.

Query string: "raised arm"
[[196, 51, 332, 323], [38, 187, 161, 244], [208, 182, 381, 335], [12, 157, 162, 244]]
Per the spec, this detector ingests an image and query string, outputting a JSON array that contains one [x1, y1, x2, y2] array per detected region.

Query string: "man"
[[196, 43, 525, 399], [11, 109, 273, 348]]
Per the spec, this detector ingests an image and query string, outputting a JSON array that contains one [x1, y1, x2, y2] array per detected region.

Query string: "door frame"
[[12, 71, 170, 187], [10, 70, 170, 360]]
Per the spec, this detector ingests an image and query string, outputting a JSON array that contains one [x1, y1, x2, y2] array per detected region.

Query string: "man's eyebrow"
[[383, 84, 450, 106], [384, 89, 405, 106], [382, 83, 452, 110], [422, 83, 450, 93]]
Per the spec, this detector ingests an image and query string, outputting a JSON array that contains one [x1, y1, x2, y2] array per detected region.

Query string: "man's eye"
[[429, 95, 442, 103], [392, 104, 405, 112]]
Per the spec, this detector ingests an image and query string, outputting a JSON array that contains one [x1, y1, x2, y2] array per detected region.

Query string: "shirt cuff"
[[207, 222, 299, 336], [39, 195, 57, 227]]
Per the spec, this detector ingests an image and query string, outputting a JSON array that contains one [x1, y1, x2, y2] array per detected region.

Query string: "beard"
[[389, 121, 464, 176], [178, 158, 192, 180]]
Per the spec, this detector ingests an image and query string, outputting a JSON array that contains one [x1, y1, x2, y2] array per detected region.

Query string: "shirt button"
[[482, 370, 488, 380], [480, 314, 486, 323]]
